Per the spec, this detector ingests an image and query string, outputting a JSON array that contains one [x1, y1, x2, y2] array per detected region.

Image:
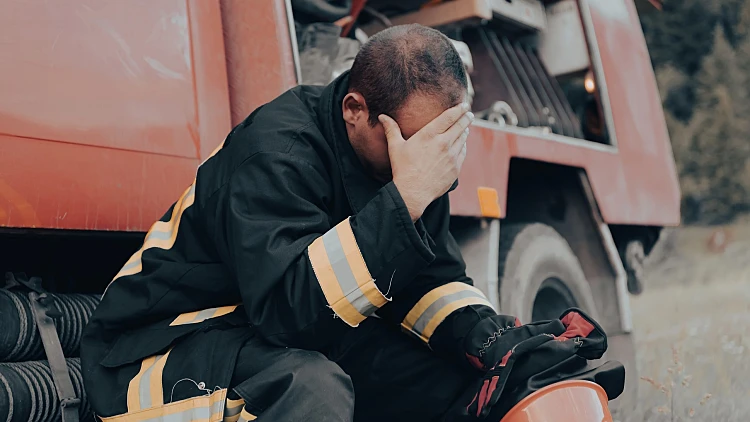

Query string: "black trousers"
[[230, 318, 477, 422]]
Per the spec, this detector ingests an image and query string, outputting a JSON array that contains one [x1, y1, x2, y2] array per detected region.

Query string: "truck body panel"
[[0, 0, 680, 232]]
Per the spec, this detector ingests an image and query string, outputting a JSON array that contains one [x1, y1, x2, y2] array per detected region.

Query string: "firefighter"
[[81, 24, 621, 422]]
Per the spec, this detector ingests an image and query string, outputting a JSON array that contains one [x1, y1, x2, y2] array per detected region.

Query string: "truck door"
[[579, 0, 680, 216]]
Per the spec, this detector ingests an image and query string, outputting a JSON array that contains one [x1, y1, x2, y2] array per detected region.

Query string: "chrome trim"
[[284, 0, 302, 84], [577, 171, 633, 333], [486, 219, 502, 311], [472, 119, 619, 154]]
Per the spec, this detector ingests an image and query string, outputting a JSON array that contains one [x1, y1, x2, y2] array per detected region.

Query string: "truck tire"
[[497, 223, 598, 323], [496, 222, 639, 421]]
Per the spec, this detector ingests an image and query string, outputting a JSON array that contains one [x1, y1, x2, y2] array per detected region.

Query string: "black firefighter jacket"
[[80, 71, 498, 419]]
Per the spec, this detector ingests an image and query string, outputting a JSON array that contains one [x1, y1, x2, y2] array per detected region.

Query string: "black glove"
[[463, 308, 609, 418]]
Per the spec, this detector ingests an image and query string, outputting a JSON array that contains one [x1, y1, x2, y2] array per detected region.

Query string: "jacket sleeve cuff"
[[347, 182, 436, 298], [384, 182, 436, 263]]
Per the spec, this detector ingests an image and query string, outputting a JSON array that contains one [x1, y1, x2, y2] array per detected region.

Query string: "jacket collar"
[[317, 71, 384, 213]]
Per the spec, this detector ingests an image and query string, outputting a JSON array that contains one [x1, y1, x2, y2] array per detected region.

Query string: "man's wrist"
[[392, 180, 426, 222], [406, 203, 425, 222]]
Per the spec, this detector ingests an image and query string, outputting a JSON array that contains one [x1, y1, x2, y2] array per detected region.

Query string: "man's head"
[[342, 24, 468, 181]]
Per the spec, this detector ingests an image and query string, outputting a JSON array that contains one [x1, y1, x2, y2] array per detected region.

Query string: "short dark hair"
[[348, 24, 468, 126]]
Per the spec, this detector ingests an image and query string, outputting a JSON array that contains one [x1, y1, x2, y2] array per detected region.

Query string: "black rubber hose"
[[291, 0, 352, 23], [0, 358, 94, 422], [0, 291, 100, 362]]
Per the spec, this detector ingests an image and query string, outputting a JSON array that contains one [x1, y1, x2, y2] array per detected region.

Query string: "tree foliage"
[[644, 2, 750, 224]]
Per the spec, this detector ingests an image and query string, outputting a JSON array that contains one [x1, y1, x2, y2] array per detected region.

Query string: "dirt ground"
[[629, 224, 750, 421]]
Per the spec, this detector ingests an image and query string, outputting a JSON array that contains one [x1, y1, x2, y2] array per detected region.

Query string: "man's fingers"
[[458, 140, 468, 168], [444, 112, 474, 146], [379, 114, 404, 144], [423, 102, 470, 135], [450, 127, 470, 156]]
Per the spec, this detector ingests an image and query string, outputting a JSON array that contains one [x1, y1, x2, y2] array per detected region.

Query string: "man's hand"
[[380, 103, 474, 222]]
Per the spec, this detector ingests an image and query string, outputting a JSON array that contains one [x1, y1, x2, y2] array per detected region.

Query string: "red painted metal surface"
[[189, 0, 233, 161], [0, 134, 197, 231], [0, 0, 230, 231], [581, 0, 679, 225], [450, 0, 680, 226], [221, 0, 298, 126], [0, 0, 679, 232]]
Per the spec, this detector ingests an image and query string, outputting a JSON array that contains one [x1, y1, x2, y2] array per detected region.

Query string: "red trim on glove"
[[559, 311, 595, 339], [499, 350, 512, 367], [466, 353, 486, 371], [485, 376, 500, 407], [477, 379, 490, 417]]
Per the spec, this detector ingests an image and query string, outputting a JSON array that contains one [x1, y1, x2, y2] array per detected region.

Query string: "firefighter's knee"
[[281, 350, 354, 418], [293, 350, 353, 396]]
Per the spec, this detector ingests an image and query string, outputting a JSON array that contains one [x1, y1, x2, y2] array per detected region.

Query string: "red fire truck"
[[0, 0, 677, 420]]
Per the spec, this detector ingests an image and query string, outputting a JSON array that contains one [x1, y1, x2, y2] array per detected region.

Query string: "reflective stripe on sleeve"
[[308, 218, 389, 327], [402, 282, 495, 343]]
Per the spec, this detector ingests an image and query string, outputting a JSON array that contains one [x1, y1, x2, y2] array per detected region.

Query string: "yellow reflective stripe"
[[127, 355, 157, 412], [335, 221, 388, 308], [238, 408, 258, 422], [308, 237, 365, 327], [126, 357, 153, 411], [420, 296, 493, 341], [308, 218, 388, 327], [101, 389, 227, 422], [223, 397, 244, 422], [104, 139, 225, 297], [226, 397, 244, 408], [169, 311, 200, 326], [148, 349, 172, 408], [108, 183, 196, 288], [224, 413, 241, 422], [126, 349, 172, 412], [402, 282, 494, 343], [201, 141, 225, 166], [170, 306, 239, 326]]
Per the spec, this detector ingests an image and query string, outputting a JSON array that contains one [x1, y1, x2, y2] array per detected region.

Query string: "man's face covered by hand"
[[342, 91, 461, 183]]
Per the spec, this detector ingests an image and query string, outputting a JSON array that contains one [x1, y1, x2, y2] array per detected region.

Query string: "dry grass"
[[631, 224, 750, 421]]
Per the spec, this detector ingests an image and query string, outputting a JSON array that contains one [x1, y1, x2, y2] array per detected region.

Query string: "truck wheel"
[[497, 223, 597, 323], [497, 222, 639, 421]]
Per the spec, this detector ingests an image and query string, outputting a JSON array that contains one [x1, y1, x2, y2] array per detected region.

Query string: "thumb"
[[379, 114, 404, 147]]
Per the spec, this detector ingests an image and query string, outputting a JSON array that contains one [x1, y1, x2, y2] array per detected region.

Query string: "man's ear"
[[342, 92, 369, 126]]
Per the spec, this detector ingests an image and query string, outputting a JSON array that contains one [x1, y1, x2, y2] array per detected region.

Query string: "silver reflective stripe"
[[224, 400, 244, 418], [145, 230, 171, 242], [189, 308, 218, 324], [321, 229, 376, 316], [144, 185, 196, 243], [120, 259, 140, 272], [412, 289, 487, 336], [135, 394, 224, 422], [348, 291, 378, 317], [111, 184, 196, 281], [138, 354, 166, 409]]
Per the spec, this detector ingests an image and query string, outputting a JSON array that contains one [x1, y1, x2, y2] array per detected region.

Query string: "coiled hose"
[[0, 358, 94, 422], [0, 290, 100, 362]]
